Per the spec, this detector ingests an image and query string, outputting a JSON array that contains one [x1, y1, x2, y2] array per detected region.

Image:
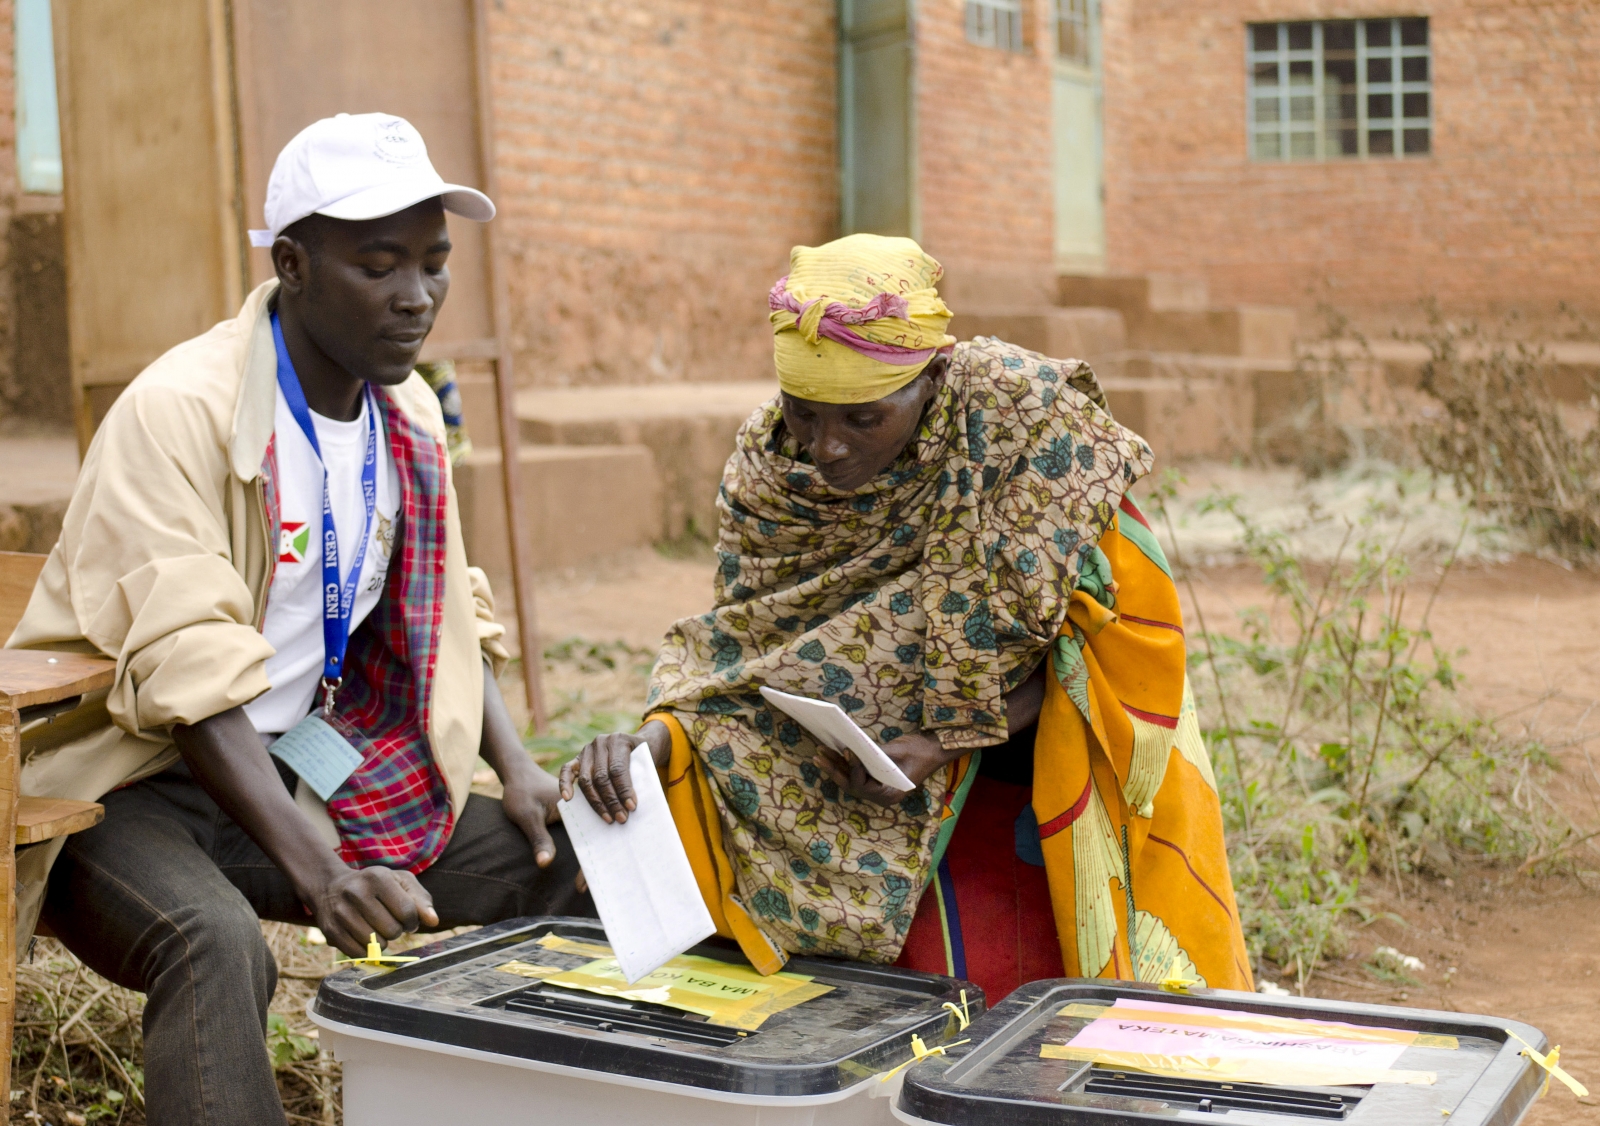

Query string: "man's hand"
[[499, 757, 563, 867], [815, 731, 957, 807], [304, 865, 440, 957], [172, 706, 436, 958], [560, 719, 672, 825]]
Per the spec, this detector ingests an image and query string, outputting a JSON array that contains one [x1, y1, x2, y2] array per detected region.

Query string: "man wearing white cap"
[[8, 113, 588, 1124]]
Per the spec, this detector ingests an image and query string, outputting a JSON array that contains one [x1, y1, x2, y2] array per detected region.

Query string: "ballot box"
[[893, 979, 1553, 1125], [311, 916, 981, 1126]]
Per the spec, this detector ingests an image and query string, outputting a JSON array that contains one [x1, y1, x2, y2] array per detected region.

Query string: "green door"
[[839, 0, 914, 237], [1052, 0, 1104, 271]]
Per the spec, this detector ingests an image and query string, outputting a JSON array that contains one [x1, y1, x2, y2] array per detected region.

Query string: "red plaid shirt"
[[261, 389, 455, 873]]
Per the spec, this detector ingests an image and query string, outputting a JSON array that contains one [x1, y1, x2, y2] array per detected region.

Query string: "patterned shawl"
[[646, 336, 1154, 961]]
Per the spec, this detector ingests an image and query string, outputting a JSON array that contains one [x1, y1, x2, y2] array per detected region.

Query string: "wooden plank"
[[0, 703, 21, 1099], [15, 796, 103, 845], [0, 552, 48, 643], [471, 0, 545, 729], [0, 650, 114, 710]]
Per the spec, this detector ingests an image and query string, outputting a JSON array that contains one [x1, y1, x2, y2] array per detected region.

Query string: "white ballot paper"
[[759, 686, 916, 792], [556, 744, 716, 983]]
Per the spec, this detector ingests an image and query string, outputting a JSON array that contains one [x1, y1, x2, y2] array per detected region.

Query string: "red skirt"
[[894, 774, 1065, 1004]]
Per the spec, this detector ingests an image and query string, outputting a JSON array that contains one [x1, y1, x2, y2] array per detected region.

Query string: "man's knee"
[[177, 895, 276, 973], [144, 893, 278, 1011]]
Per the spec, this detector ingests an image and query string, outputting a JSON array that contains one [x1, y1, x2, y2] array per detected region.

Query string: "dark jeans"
[[41, 764, 592, 1126]]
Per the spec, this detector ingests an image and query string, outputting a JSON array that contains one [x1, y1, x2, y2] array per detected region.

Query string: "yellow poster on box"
[[543, 952, 833, 1031]]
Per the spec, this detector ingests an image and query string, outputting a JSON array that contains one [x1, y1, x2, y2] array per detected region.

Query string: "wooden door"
[[1052, 0, 1105, 273], [839, 0, 915, 239], [51, 0, 245, 453]]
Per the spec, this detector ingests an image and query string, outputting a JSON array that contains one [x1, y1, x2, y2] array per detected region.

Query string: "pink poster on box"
[[1064, 998, 1416, 1074]]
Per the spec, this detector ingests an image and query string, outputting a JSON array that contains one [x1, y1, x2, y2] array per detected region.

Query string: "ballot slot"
[[1076, 1070, 1365, 1119], [492, 983, 751, 1047]]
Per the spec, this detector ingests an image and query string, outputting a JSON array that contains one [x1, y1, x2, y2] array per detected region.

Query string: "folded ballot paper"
[[759, 686, 915, 792], [556, 744, 716, 982]]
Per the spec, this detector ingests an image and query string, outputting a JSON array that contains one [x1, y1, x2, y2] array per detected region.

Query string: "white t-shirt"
[[245, 387, 402, 735]]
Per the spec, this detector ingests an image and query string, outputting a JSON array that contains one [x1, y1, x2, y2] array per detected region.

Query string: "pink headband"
[[768, 276, 949, 365]]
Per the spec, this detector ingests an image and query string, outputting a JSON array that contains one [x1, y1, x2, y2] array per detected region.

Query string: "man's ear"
[[271, 236, 311, 296]]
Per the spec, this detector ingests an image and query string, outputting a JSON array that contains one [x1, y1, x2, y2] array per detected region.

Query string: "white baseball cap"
[[248, 112, 495, 248]]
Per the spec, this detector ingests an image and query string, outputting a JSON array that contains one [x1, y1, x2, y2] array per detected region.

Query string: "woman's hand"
[[814, 731, 961, 808], [560, 719, 673, 824]]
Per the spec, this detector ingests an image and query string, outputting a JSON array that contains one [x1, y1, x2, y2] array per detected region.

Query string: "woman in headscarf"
[[562, 235, 1253, 1000]]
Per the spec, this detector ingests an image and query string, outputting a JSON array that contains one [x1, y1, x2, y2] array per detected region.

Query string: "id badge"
[[269, 713, 364, 802]]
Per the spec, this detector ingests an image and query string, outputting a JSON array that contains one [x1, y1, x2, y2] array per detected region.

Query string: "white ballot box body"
[[315, 1012, 904, 1126], [310, 918, 980, 1126]]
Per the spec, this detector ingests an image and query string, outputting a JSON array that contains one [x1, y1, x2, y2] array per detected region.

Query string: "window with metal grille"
[[1054, 0, 1092, 65], [966, 0, 1026, 52], [1248, 17, 1430, 161]]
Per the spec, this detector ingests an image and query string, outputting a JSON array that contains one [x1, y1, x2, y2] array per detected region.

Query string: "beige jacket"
[[7, 280, 508, 933]]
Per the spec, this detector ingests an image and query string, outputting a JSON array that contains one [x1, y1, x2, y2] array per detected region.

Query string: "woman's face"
[[780, 356, 946, 491]]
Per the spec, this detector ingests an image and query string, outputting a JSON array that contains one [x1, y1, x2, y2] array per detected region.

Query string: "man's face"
[[283, 200, 452, 386]]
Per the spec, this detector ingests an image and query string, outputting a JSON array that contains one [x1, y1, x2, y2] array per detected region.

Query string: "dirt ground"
[[529, 546, 1600, 1122], [1187, 558, 1600, 1124]]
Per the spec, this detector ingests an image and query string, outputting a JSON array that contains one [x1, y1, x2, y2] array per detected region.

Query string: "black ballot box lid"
[[312, 916, 981, 1098], [896, 979, 1549, 1125]]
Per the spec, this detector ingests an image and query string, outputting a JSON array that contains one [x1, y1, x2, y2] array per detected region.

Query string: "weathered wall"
[[1102, 0, 1600, 325], [915, 0, 1058, 310], [0, 0, 21, 425], [485, 0, 838, 389]]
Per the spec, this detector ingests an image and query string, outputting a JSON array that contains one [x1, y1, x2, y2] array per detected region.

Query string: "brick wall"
[[1102, 0, 1600, 326], [485, 0, 838, 389], [915, 0, 1058, 310]]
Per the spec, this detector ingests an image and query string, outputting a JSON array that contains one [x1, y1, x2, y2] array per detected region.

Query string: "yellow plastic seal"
[[1506, 1030, 1589, 1099], [333, 933, 419, 971]]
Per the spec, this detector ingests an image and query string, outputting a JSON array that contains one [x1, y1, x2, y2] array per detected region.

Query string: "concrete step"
[[1128, 306, 1298, 360], [1057, 273, 1211, 316], [454, 444, 662, 588], [1327, 339, 1600, 403], [1057, 273, 1297, 360], [0, 434, 78, 553], [951, 308, 1126, 373], [514, 382, 775, 540], [1103, 376, 1232, 465], [1103, 352, 1325, 466]]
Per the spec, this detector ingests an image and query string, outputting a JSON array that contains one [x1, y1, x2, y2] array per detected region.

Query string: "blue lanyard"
[[271, 312, 379, 716]]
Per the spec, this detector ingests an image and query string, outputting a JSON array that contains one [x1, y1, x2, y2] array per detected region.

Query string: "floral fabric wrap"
[[646, 336, 1154, 962]]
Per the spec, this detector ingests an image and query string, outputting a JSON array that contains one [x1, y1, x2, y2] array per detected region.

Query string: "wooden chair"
[[0, 551, 110, 1099]]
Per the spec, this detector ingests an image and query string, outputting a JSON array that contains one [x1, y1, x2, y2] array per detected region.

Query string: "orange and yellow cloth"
[[1032, 499, 1253, 989]]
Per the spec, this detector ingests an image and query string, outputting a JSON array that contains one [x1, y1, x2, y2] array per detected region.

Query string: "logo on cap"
[[373, 118, 424, 167]]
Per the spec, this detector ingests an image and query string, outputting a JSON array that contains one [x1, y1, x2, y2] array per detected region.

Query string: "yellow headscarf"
[[768, 234, 956, 404]]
